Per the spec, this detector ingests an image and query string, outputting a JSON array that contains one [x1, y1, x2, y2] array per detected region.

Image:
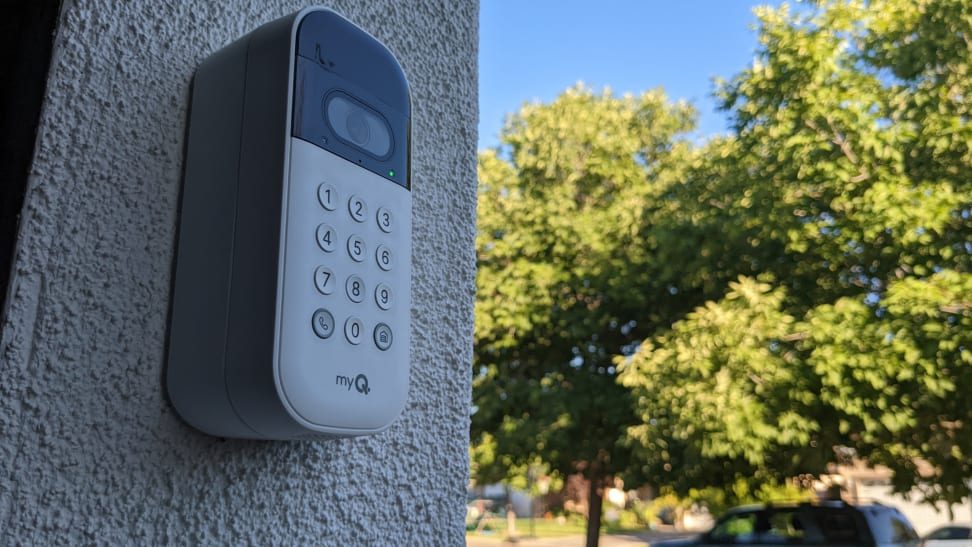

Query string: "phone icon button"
[[312, 308, 335, 339]]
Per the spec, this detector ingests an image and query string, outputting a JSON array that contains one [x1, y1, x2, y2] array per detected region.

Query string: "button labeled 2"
[[348, 195, 367, 223]]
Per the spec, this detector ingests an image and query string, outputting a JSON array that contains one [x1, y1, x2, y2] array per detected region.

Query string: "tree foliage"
[[473, 0, 972, 531], [621, 0, 972, 507], [620, 277, 829, 491], [472, 86, 696, 544]]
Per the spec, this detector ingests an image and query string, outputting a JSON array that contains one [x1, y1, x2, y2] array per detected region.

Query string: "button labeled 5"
[[347, 234, 366, 262]]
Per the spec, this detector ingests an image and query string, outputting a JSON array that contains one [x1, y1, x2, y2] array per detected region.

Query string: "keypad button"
[[318, 183, 338, 211], [347, 235, 366, 262], [312, 309, 335, 339], [314, 266, 335, 295], [376, 207, 393, 233], [345, 317, 364, 345], [346, 275, 365, 303], [348, 195, 367, 223], [375, 244, 392, 272], [375, 283, 393, 310], [316, 224, 337, 252], [374, 323, 393, 350]]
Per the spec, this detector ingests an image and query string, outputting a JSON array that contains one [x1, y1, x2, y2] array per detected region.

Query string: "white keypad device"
[[276, 138, 411, 433], [166, 7, 411, 440]]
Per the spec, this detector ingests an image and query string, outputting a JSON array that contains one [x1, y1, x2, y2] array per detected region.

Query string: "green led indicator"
[[388, 170, 396, 177]]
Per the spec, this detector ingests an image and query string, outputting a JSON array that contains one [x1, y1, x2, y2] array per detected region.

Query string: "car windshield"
[[707, 507, 867, 545]]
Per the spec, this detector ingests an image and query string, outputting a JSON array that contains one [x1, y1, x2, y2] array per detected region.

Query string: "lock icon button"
[[374, 323, 393, 351]]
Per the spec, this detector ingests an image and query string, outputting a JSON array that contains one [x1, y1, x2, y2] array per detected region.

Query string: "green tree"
[[802, 271, 972, 512], [621, 0, 972, 509], [472, 85, 696, 547], [619, 277, 832, 495]]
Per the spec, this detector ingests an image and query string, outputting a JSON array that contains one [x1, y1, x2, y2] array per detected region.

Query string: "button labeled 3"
[[376, 207, 393, 233]]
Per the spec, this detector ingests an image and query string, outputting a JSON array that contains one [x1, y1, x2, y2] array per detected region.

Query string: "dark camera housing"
[[291, 10, 410, 188]]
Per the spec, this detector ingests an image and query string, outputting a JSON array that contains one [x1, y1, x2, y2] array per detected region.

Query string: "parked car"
[[651, 501, 920, 546], [922, 524, 972, 547]]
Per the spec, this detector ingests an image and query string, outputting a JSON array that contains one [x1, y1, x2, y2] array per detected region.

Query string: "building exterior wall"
[[0, 0, 477, 543]]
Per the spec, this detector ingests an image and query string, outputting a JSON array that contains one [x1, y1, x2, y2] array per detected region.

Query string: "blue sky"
[[478, 1, 778, 150]]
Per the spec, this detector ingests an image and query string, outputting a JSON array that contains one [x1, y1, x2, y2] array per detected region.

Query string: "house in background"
[[821, 460, 972, 535]]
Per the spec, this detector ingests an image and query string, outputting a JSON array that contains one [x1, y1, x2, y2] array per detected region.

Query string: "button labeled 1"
[[318, 183, 338, 211]]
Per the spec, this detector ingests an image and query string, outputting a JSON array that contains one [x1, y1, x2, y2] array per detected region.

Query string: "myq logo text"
[[335, 373, 370, 394]]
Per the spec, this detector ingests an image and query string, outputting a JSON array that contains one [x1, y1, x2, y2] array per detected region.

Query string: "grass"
[[467, 516, 650, 541]]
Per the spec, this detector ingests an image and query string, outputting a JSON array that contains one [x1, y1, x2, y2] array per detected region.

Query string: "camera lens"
[[324, 92, 393, 158], [346, 110, 370, 146]]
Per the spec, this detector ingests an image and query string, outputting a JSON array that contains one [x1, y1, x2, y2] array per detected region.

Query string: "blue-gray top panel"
[[293, 10, 410, 188]]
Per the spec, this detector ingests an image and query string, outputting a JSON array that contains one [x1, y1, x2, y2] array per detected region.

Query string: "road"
[[466, 529, 696, 547]]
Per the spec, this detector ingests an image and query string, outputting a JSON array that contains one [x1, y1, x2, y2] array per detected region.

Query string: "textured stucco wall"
[[0, 1, 476, 544]]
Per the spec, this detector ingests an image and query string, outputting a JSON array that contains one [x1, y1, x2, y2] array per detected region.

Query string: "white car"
[[922, 524, 972, 547]]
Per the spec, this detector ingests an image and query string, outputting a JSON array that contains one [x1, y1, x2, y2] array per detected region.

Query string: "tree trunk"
[[585, 469, 604, 547]]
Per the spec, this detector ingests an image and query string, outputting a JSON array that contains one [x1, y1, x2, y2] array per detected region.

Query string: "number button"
[[376, 207, 393, 233], [312, 309, 335, 339], [374, 323, 393, 351], [316, 224, 336, 252], [314, 266, 335, 295], [345, 317, 364, 345], [376, 245, 392, 271], [318, 183, 338, 211], [348, 195, 367, 223], [375, 283, 393, 310], [347, 235, 366, 262], [346, 275, 365, 303]]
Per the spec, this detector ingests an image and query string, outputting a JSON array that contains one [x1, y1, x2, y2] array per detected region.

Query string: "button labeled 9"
[[375, 283, 392, 310]]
